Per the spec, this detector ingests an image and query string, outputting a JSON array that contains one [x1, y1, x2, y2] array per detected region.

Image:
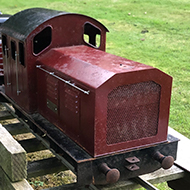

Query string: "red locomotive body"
[[1, 8, 172, 157], [36, 45, 172, 157]]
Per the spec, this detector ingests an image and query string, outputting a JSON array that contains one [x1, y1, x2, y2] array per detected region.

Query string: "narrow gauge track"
[[0, 101, 185, 190], [0, 103, 160, 190]]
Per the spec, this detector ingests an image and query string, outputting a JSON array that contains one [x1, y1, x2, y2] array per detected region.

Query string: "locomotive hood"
[[36, 45, 155, 89], [36, 44, 172, 157]]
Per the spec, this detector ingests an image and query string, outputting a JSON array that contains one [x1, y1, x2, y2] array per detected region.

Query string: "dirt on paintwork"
[[0, 104, 76, 190]]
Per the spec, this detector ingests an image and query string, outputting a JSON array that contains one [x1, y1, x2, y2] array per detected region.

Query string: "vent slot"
[[106, 81, 161, 145], [46, 74, 58, 113]]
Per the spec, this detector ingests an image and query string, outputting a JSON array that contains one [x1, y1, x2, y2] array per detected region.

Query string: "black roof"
[[0, 8, 108, 42], [1, 8, 67, 41], [0, 8, 68, 41]]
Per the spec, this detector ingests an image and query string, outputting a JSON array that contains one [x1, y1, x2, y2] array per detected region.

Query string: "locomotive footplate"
[[0, 87, 179, 186]]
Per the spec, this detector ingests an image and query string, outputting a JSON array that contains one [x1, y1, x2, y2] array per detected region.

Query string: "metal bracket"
[[125, 164, 140, 171], [5, 46, 11, 86], [125, 156, 140, 171], [125, 156, 140, 163], [47, 99, 58, 114], [15, 52, 21, 95]]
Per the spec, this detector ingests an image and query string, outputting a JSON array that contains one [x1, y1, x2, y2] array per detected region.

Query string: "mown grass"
[[0, 0, 189, 189]]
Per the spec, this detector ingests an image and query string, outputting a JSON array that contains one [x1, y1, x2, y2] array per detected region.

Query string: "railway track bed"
[[0, 101, 189, 190]]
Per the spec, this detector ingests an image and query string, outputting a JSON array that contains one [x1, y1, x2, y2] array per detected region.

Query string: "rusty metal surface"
[[153, 151, 174, 169], [99, 163, 120, 183], [125, 157, 140, 164]]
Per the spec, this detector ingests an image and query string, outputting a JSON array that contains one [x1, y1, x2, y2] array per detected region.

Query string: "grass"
[[0, 0, 189, 189]]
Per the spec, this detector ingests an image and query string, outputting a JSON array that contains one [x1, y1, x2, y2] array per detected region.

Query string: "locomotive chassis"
[[0, 86, 178, 185]]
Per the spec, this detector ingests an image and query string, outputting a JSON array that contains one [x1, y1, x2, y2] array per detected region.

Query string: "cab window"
[[33, 26, 52, 54], [83, 23, 101, 48]]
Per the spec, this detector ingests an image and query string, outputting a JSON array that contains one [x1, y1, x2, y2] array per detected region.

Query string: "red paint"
[[2, 9, 172, 157], [36, 45, 172, 157], [2, 12, 108, 113]]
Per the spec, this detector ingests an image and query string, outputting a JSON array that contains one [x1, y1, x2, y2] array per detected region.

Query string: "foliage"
[[29, 180, 44, 187]]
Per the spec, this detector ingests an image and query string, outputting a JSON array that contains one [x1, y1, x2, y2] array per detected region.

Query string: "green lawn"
[[0, 0, 189, 189]]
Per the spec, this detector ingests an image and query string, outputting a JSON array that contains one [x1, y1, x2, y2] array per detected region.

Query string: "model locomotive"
[[0, 8, 178, 184]]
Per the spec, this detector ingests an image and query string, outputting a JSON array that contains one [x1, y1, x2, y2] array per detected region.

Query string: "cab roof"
[[0, 8, 108, 41]]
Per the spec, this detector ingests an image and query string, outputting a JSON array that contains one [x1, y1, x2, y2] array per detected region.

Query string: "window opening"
[[83, 23, 101, 48], [96, 34, 101, 47], [2, 35, 8, 56], [33, 26, 52, 55], [11, 41, 16, 60], [19, 42, 25, 66]]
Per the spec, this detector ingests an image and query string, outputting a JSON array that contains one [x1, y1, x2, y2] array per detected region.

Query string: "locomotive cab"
[[0, 8, 108, 113]]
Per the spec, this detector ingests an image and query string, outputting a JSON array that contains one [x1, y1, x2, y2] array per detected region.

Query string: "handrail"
[[36, 65, 90, 95]]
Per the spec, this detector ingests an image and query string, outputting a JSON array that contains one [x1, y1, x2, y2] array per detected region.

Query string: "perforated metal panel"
[[106, 81, 161, 145]]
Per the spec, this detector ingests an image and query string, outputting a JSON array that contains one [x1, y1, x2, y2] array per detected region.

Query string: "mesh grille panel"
[[106, 81, 161, 145]]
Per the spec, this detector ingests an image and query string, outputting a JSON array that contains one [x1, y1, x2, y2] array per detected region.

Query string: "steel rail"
[[134, 176, 159, 190], [2, 102, 75, 174]]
